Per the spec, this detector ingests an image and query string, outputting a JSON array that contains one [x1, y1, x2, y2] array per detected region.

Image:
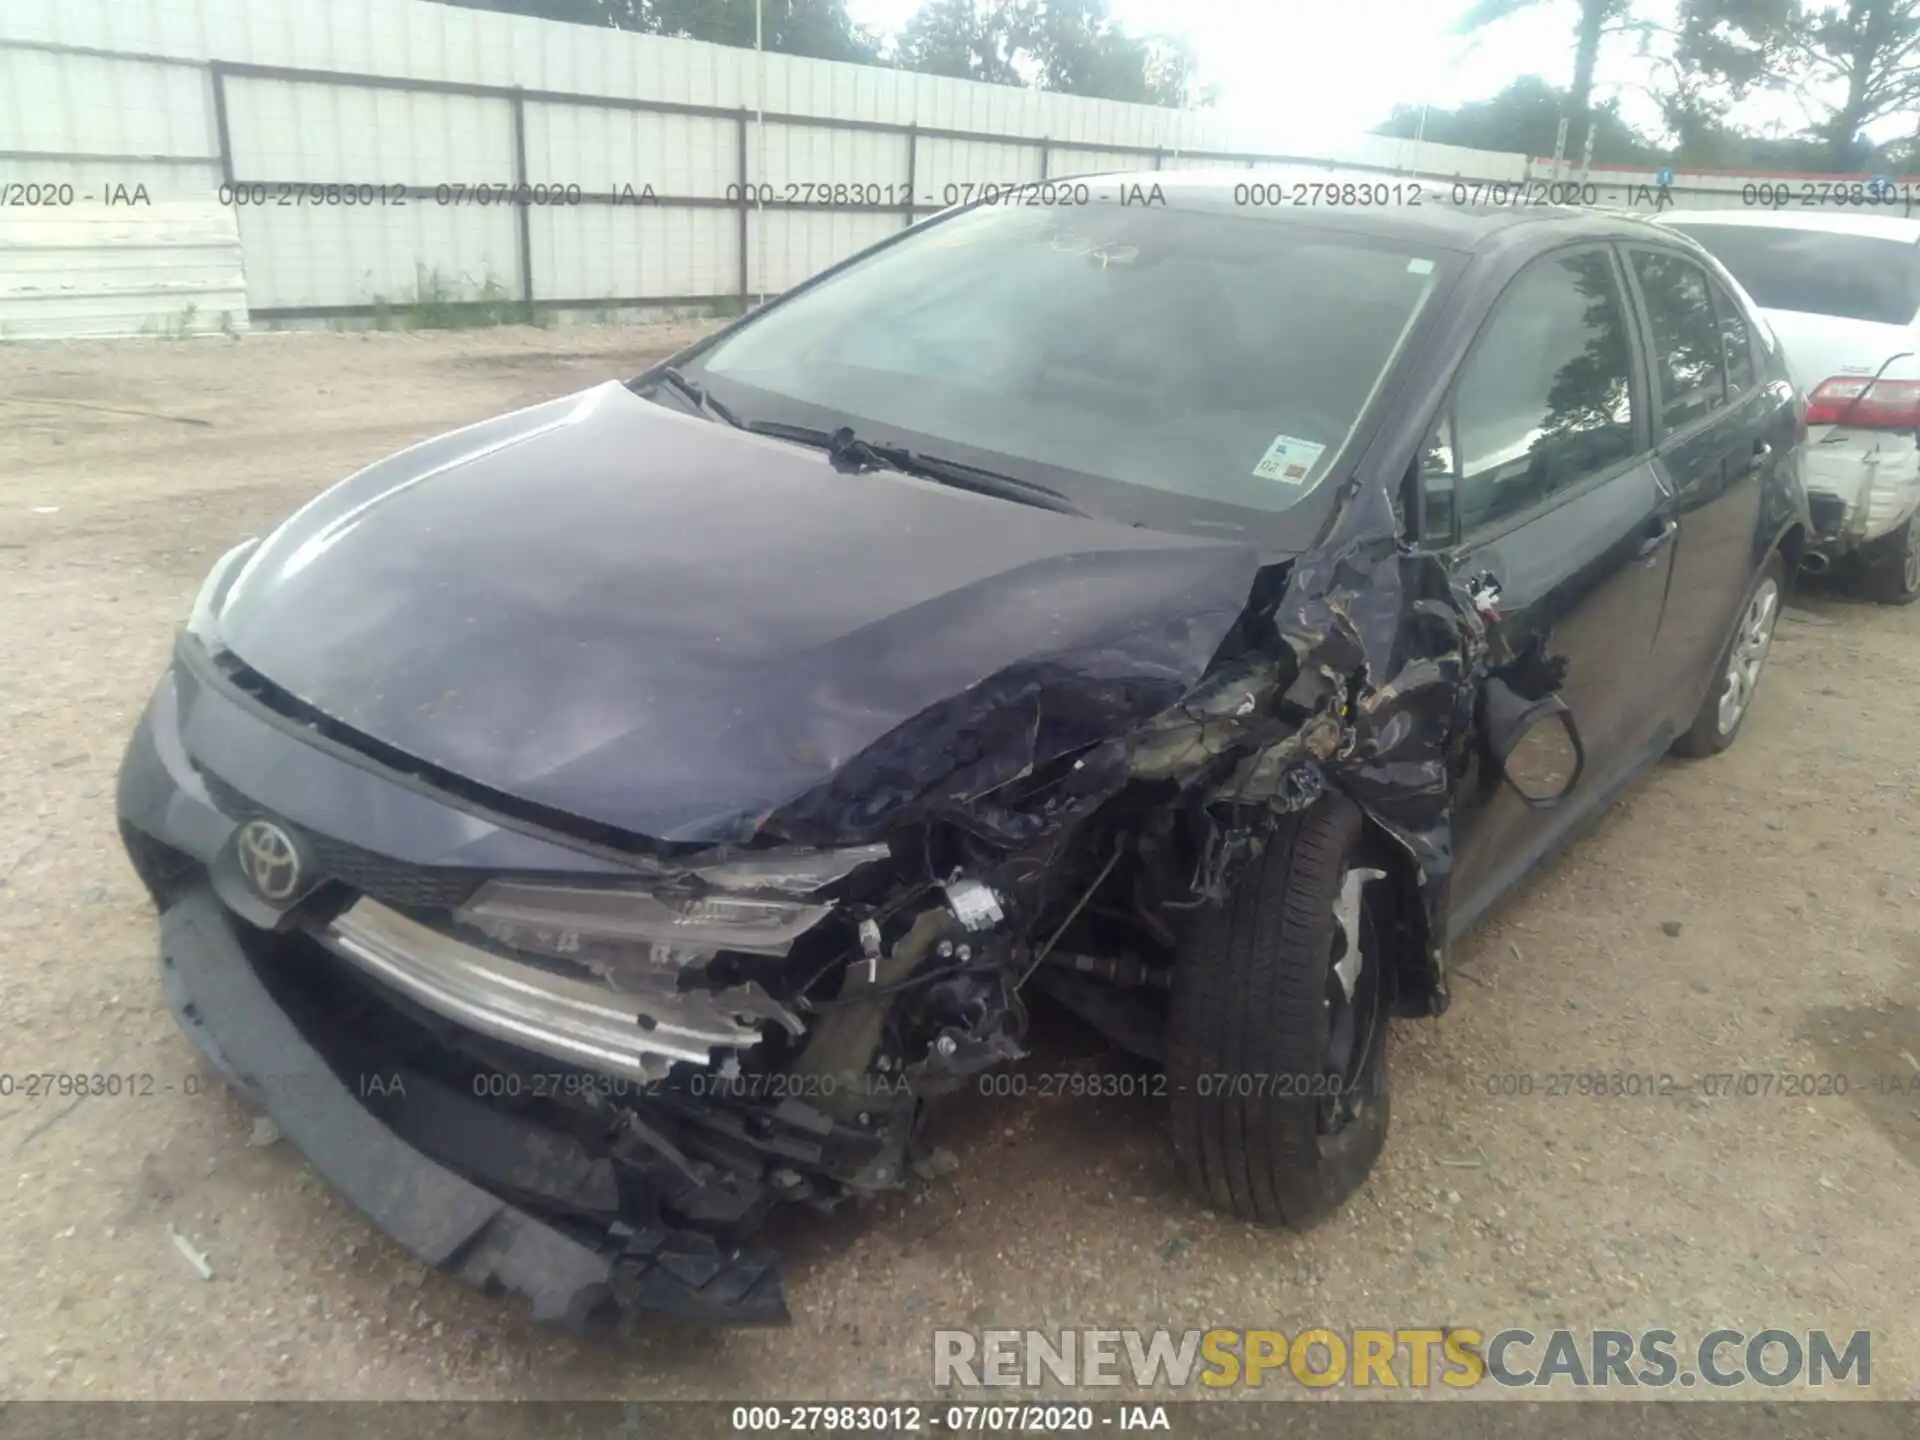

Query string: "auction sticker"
[[1251, 433, 1326, 484]]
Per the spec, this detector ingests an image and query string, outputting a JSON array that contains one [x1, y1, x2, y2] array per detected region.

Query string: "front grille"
[[199, 769, 485, 910], [1808, 492, 1847, 539], [305, 833, 486, 909]]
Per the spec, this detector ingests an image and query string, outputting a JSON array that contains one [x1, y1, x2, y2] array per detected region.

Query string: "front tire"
[[1672, 552, 1784, 758], [1166, 793, 1390, 1228]]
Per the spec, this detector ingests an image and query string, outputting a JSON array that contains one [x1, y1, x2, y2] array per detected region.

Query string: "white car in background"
[[1658, 209, 1920, 604]]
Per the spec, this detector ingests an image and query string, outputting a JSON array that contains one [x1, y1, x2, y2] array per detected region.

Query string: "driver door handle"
[[1636, 515, 1679, 562]]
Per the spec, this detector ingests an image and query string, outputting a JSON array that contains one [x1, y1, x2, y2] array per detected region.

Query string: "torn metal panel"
[[1125, 657, 1291, 782], [1260, 472, 1489, 1002], [761, 565, 1263, 849], [689, 843, 893, 892]]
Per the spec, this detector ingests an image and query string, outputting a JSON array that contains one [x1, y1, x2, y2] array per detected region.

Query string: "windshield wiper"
[[651, 367, 745, 428], [745, 420, 1090, 517]]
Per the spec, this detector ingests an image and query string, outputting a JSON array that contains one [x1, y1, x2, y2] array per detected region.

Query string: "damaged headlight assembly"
[[314, 844, 901, 1083], [457, 842, 893, 963], [459, 881, 835, 961]]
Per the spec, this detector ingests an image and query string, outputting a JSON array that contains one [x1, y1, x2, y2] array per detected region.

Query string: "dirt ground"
[[1, 325, 1915, 1402]]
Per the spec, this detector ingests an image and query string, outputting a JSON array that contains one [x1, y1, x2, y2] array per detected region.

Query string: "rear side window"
[[1443, 250, 1637, 535], [1664, 223, 1920, 326], [1631, 250, 1727, 431], [1710, 277, 1757, 394]]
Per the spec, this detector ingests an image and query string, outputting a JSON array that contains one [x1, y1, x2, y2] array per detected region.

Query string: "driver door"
[[1421, 245, 1678, 936]]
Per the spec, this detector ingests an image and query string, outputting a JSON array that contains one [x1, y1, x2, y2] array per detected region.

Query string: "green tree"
[[433, 0, 882, 63], [1677, 0, 1920, 169], [436, 0, 1197, 105], [1456, 0, 1640, 157], [437, 0, 622, 26], [894, 0, 1029, 83], [893, 0, 1198, 104], [636, 0, 881, 63], [1027, 0, 1197, 104], [1374, 76, 1661, 164]]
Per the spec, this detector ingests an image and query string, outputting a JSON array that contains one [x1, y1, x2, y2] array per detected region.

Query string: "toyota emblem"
[[236, 819, 302, 902]]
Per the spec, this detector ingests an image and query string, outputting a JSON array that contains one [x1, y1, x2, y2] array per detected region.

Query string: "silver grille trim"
[[315, 898, 804, 1081]]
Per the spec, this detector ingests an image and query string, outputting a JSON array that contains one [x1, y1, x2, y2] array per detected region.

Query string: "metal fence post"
[[209, 63, 235, 189], [510, 87, 534, 309], [904, 122, 917, 228], [736, 109, 751, 308]]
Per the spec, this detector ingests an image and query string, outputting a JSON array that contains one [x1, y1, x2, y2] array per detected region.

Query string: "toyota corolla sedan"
[[117, 173, 1810, 1328]]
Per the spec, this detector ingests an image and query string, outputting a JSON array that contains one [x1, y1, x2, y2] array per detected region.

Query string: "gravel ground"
[[0, 325, 1915, 1402]]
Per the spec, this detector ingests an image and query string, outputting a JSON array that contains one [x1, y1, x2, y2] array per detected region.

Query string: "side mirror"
[[1483, 678, 1585, 807]]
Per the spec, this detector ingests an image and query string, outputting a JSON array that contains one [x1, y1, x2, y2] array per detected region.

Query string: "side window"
[[1443, 250, 1637, 536], [1631, 249, 1728, 429], [1709, 276, 1757, 395]]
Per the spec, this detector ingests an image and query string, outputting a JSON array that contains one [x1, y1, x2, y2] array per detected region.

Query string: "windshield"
[[1665, 222, 1920, 326], [687, 200, 1450, 533]]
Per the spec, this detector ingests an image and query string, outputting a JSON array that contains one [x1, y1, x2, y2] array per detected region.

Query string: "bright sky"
[[844, 0, 1852, 152]]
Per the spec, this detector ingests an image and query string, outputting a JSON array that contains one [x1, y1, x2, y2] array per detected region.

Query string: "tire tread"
[[1168, 793, 1387, 1228]]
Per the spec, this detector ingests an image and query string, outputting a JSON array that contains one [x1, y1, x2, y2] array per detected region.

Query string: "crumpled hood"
[[215, 382, 1262, 844]]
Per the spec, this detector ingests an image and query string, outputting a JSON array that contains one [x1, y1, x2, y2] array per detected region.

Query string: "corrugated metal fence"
[[6, 0, 1914, 337], [0, 0, 1532, 329], [0, 200, 248, 340]]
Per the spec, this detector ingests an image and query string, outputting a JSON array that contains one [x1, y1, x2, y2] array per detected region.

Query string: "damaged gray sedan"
[[116, 173, 1810, 1326]]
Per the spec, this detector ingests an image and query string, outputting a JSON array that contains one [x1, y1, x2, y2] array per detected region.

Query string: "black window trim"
[[1704, 268, 1758, 403], [1618, 241, 1743, 446], [1701, 266, 1764, 404], [1414, 239, 1654, 554]]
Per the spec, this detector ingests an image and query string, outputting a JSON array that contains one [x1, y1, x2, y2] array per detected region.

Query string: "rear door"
[[1621, 246, 1781, 710], [1421, 245, 1677, 934]]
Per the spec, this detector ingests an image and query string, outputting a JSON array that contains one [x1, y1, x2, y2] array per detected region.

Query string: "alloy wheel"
[[1716, 576, 1779, 735], [1321, 866, 1386, 1137]]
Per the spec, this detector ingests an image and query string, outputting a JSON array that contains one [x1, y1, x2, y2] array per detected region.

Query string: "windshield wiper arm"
[[652, 367, 744, 428], [744, 421, 1090, 517]]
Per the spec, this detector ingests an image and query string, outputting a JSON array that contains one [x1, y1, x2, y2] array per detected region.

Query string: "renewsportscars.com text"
[[933, 1327, 1870, 1390]]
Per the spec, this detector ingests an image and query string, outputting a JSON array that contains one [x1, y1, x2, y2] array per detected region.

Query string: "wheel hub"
[[1717, 577, 1778, 735]]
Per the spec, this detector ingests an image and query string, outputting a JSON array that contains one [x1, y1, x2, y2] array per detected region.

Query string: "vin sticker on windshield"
[[1251, 434, 1326, 485]]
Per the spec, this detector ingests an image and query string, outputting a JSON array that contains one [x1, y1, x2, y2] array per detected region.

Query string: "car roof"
[[1115, 166, 1693, 254], [1654, 207, 1920, 242]]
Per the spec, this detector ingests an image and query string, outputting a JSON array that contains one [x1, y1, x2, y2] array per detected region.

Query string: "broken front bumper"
[[156, 884, 789, 1325], [114, 657, 857, 1327]]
